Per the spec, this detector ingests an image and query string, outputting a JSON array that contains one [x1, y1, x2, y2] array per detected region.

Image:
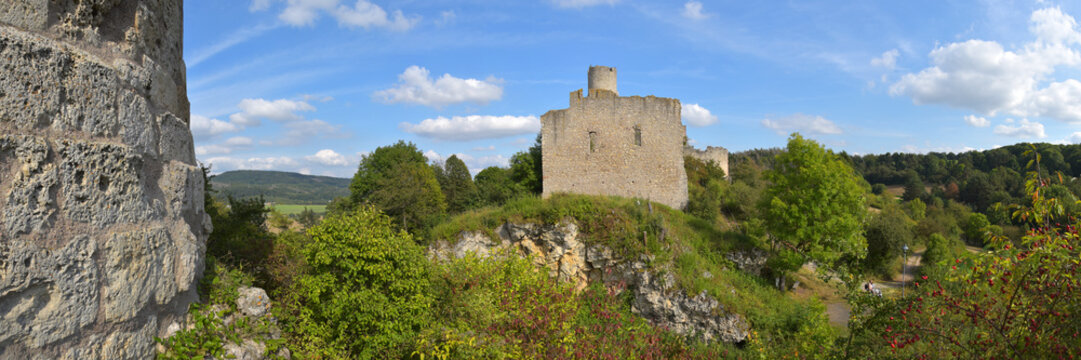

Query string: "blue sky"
[[185, 0, 1081, 177]]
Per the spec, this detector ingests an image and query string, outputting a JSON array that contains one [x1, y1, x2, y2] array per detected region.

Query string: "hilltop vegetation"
[[166, 136, 1081, 359], [210, 170, 350, 205]]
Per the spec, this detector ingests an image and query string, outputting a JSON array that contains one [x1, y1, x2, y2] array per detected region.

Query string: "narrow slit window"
[[634, 125, 642, 146], [589, 131, 597, 152]]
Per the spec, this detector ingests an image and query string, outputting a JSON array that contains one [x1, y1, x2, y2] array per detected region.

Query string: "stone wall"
[[684, 145, 730, 180], [541, 71, 689, 209], [0, 1, 207, 359]]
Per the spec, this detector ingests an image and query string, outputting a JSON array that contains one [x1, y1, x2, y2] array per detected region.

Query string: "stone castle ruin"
[[541, 66, 728, 209], [0, 1, 207, 358]]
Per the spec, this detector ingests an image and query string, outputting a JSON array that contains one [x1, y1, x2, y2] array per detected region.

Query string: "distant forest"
[[734, 142, 1081, 214], [210, 170, 350, 205]]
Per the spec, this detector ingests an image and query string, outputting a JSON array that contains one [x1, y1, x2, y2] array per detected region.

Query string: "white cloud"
[[333, 0, 419, 31], [681, 1, 709, 20], [400, 115, 540, 141], [305, 149, 349, 166], [374, 66, 504, 108], [1069, 131, 1081, 143], [681, 103, 718, 127], [187, 23, 278, 68], [964, 115, 990, 127], [761, 113, 843, 135], [436, 10, 456, 26], [224, 136, 254, 146], [899, 144, 978, 154], [250, 0, 273, 11], [301, 94, 335, 102], [552, 0, 619, 8], [472, 145, 496, 151], [194, 136, 253, 156], [229, 98, 315, 126], [204, 156, 300, 172], [277, 0, 419, 31], [191, 115, 241, 138], [871, 49, 899, 69], [1023, 79, 1081, 122], [891, 7, 1081, 122], [280, 119, 347, 145], [993, 118, 1047, 138]]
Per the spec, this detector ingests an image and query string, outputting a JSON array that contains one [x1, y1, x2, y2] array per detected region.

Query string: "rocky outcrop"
[[726, 248, 769, 276], [0, 1, 207, 359], [430, 221, 750, 344]]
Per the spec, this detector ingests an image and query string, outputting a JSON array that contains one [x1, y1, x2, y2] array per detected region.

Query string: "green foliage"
[[162, 256, 288, 359], [288, 206, 433, 359], [434, 155, 478, 214], [200, 256, 255, 305], [156, 304, 230, 359], [474, 166, 526, 207], [905, 198, 926, 221], [684, 155, 727, 221], [295, 207, 319, 229], [423, 251, 719, 359], [350, 141, 447, 233], [759, 133, 868, 268], [902, 170, 925, 202], [507, 134, 543, 195], [206, 192, 275, 284], [886, 172, 1081, 358], [432, 193, 672, 260], [863, 206, 914, 277], [871, 183, 888, 195], [962, 212, 991, 246], [210, 170, 350, 205]]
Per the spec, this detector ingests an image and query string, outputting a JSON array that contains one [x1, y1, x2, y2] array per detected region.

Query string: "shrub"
[[863, 206, 914, 277], [287, 206, 432, 359]]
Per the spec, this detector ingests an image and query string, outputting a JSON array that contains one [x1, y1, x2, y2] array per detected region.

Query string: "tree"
[[349, 141, 446, 232], [290, 206, 432, 359], [509, 134, 543, 195], [884, 172, 1081, 358], [685, 156, 727, 221], [962, 212, 990, 246], [863, 206, 914, 276], [474, 166, 524, 206], [759, 133, 868, 269], [902, 170, 925, 202], [435, 155, 477, 214]]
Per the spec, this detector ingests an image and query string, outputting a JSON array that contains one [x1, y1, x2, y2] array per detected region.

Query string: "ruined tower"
[[541, 67, 689, 208], [0, 1, 208, 358], [588, 65, 618, 96]]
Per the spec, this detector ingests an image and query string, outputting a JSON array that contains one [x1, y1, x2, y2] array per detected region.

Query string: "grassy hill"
[[209, 170, 350, 205]]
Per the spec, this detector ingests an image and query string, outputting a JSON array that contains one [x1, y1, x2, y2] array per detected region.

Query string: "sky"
[[184, 0, 1081, 178]]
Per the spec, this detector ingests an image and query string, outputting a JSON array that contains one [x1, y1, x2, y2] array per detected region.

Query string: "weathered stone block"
[[0, 0, 205, 357]]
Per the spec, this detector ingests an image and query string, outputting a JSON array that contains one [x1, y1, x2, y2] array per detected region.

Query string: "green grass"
[[272, 204, 327, 215], [432, 193, 835, 356]]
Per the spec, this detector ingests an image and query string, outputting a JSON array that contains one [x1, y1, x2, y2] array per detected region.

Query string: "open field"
[[272, 204, 327, 215]]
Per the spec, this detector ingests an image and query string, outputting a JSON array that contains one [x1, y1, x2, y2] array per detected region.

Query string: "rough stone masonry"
[[541, 66, 730, 209], [0, 1, 208, 359]]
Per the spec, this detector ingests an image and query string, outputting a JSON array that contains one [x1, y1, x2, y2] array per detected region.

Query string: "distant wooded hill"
[[209, 170, 350, 205]]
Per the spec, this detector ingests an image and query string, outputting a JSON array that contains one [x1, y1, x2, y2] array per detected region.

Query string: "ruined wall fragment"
[[0, 1, 207, 358]]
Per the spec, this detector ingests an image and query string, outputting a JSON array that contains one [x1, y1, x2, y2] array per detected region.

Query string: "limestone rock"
[[429, 220, 750, 344], [725, 248, 768, 276], [0, 1, 206, 358], [237, 286, 271, 318]]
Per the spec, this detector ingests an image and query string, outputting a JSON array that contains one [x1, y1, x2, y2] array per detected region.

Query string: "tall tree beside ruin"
[[350, 141, 446, 232], [436, 155, 478, 214], [759, 133, 868, 270], [510, 135, 543, 195]]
